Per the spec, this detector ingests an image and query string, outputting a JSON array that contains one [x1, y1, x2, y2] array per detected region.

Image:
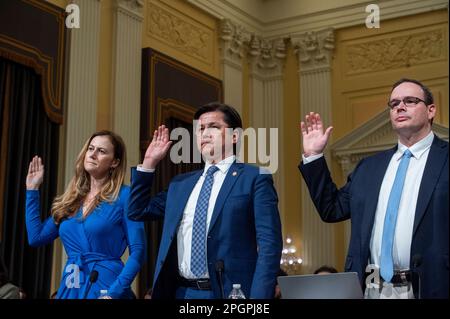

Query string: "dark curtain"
[[0, 57, 59, 298], [138, 116, 203, 297]]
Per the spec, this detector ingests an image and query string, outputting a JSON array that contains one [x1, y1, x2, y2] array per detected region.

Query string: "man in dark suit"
[[299, 78, 448, 299], [128, 102, 282, 299]]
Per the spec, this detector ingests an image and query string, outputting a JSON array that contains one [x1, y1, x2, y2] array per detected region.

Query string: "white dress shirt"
[[302, 132, 434, 271], [370, 131, 434, 271], [177, 155, 235, 279], [137, 156, 236, 279]]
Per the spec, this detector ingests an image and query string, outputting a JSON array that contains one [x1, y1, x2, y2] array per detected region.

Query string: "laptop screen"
[[278, 272, 363, 299]]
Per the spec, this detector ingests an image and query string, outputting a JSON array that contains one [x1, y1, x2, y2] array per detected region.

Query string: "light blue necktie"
[[380, 149, 413, 282], [190, 165, 219, 277]]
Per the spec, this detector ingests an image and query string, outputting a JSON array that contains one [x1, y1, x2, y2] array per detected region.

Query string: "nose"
[[202, 128, 212, 138], [395, 102, 407, 112]]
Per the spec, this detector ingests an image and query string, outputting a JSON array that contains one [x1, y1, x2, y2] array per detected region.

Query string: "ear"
[[428, 104, 436, 120], [232, 128, 239, 144], [111, 158, 120, 169]]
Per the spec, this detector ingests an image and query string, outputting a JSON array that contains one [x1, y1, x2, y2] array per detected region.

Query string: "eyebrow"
[[199, 121, 222, 127], [89, 144, 109, 151]]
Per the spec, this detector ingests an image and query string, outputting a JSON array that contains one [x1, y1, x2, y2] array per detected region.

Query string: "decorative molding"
[[117, 0, 144, 21], [248, 36, 287, 77], [219, 18, 246, 114], [146, 0, 214, 65], [293, 29, 335, 72], [346, 29, 446, 75], [189, 0, 448, 39], [219, 18, 251, 65], [0, 0, 66, 123]]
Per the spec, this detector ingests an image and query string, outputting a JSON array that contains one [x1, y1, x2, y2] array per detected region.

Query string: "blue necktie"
[[190, 165, 219, 277], [380, 149, 413, 282]]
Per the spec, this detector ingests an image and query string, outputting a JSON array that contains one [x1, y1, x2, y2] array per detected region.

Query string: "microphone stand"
[[412, 255, 422, 299], [83, 270, 99, 299], [215, 260, 225, 299]]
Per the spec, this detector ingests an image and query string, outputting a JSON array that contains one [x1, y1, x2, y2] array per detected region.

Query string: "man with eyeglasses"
[[298, 78, 448, 299]]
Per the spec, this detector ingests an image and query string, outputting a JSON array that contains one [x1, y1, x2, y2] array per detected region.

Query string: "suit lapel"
[[208, 162, 243, 234], [413, 136, 448, 236], [168, 170, 203, 234]]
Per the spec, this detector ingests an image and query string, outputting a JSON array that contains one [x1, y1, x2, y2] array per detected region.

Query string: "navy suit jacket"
[[128, 162, 282, 299], [299, 135, 448, 298]]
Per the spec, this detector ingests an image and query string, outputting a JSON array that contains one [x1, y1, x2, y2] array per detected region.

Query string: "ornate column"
[[247, 36, 287, 225], [219, 19, 250, 115], [65, 0, 102, 186], [110, 0, 144, 293], [111, 0, 144, 183], [59, 0, 102, 291], [293, 29, 336, 273]]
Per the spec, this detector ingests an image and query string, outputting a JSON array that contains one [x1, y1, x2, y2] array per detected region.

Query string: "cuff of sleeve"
[[26, 190, 39, 197], [137, 165, 155, 173], [302, 153, 324, 164]]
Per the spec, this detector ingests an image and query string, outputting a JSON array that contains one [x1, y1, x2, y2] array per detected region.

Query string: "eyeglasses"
[[388, 96, 427, 110]]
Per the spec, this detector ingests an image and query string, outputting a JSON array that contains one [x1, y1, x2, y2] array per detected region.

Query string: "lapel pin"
[[232, 171, 237, 176]]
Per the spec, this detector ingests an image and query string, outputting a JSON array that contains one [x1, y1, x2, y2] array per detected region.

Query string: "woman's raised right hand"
[[26, 156, 44, 190]]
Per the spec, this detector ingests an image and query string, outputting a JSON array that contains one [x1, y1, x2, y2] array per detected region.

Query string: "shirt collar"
[[203, 155, 236, 175], [396, 131, 434, 160]]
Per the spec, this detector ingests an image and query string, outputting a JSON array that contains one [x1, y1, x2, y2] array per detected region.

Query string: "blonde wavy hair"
[[51, 131, 127, 224]]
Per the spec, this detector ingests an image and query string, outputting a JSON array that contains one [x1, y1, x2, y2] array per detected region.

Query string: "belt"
[[390, 270, 412, 285], [178, 277, 211, 290]]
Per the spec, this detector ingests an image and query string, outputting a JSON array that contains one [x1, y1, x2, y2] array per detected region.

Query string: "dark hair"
[[277, 269, 288, 277], [313, 265, 338, 274], [194, 102, 242, 129], [391, 78, 434, 105]]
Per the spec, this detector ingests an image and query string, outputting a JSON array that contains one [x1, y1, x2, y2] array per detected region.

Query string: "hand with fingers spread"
[[142, 125, 173, 169], [300, 112, 333, 157], [26, 156, 44, 190]]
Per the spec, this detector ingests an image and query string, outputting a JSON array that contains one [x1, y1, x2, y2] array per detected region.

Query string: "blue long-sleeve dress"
[[25, 185, 146, 299]]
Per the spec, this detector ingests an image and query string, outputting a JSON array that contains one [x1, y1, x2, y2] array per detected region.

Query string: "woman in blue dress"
[[25, 131, 146, 299]]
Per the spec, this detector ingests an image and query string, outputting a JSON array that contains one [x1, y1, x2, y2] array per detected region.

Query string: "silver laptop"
[[278, 272, 363, 299]]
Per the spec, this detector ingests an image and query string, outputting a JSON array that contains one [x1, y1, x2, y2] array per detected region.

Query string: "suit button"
[[207, 235, 211, 239]]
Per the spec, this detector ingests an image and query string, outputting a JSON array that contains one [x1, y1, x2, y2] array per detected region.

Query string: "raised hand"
[[300, 112, 333, 157], [142, 125, 173, 169], [26, 156, 44, 190]]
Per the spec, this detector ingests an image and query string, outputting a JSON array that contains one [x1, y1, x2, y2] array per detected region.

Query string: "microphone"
[[215, 260, 225, 299], [83, 270, 99, 299], [412, 254, 422, 299]]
